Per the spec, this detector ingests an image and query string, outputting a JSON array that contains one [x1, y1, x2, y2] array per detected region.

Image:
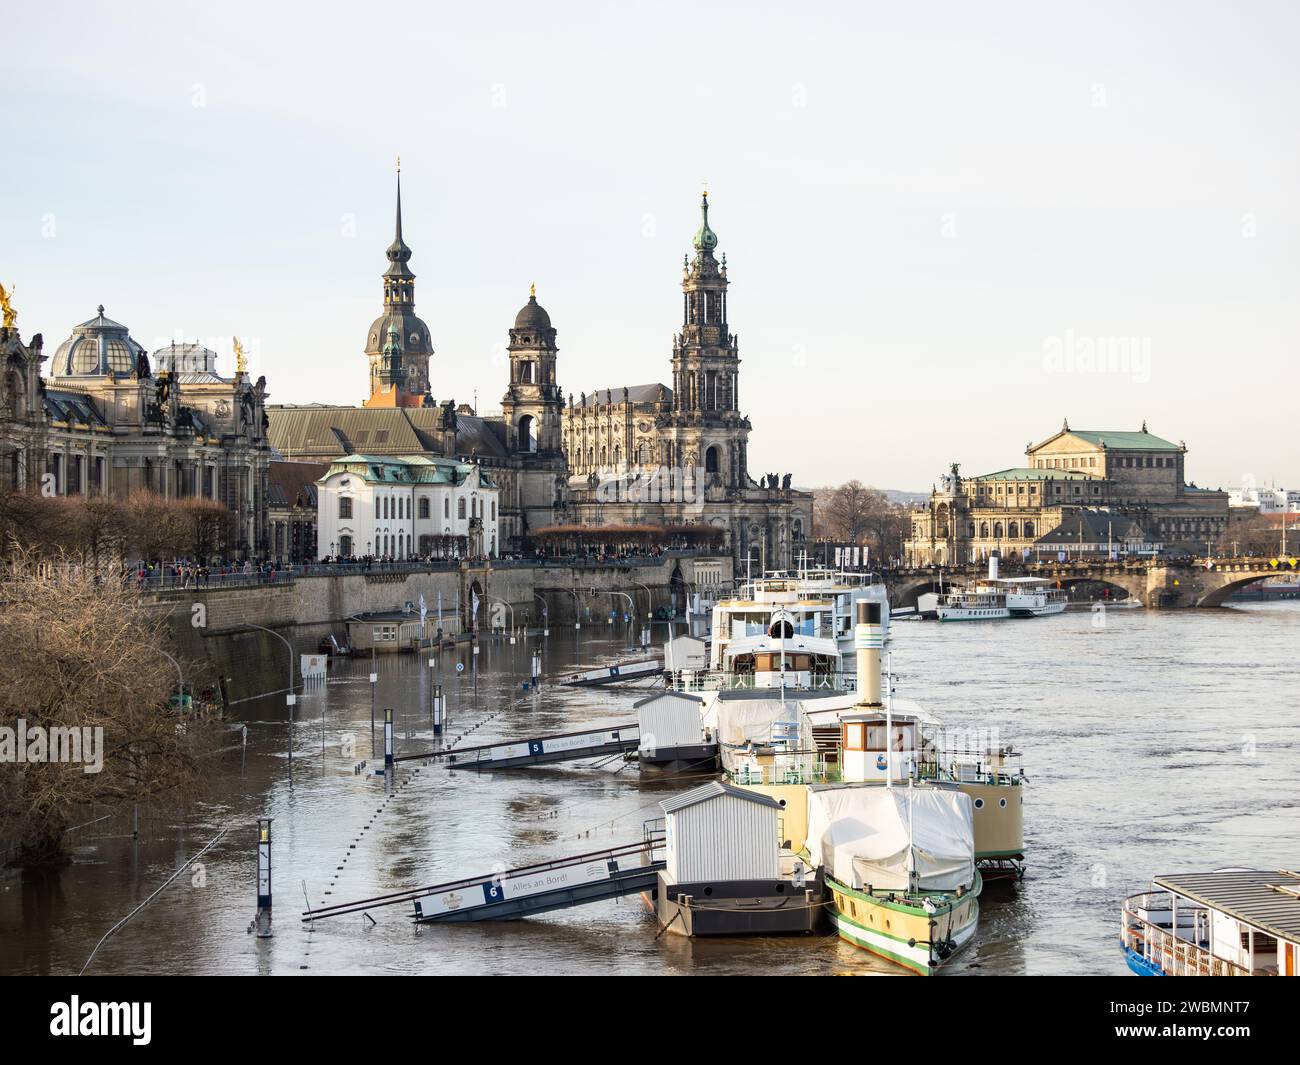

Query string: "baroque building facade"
[[561, 193, 811, 570], [1, 296, 272, 555], [906, 421, 1229, 566], [267, 173, 566, 555], [270, 177, 805, 565]]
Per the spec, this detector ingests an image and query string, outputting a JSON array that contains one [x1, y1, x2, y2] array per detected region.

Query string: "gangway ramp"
[[393, 722, 639, 770], [301, 838, 664, 925]]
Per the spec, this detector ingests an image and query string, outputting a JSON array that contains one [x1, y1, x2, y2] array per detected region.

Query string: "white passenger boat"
[[1122, 869, 1300, 976], [936, 584, 1010, 622], [1000, 577, 1067, 617], [676, 567, 889, 691], [937, 558, 1065, 622]]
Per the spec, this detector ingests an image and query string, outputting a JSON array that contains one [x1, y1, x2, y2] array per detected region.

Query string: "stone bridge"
[[885, 557, 1296, 610]]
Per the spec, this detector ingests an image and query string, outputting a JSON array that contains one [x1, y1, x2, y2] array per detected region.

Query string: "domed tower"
[[664, 191, 749, 487], [501, 285, 562, 455], [363, 163, 433, 407], [50, 305, 148, 378]]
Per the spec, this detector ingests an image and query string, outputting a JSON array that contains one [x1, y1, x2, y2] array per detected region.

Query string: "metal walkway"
[[394, 722, 640, 770], [301, 838, 664, 924]]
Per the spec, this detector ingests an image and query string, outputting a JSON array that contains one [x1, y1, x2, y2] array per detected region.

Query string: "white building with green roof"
[[315, 454, 499, 561]]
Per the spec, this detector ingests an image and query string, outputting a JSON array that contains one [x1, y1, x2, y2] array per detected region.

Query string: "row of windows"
[[1033, 454, 1176, 471], [969, 521, 1037, 539], [337, 495, 496, 521], [1035, 456, 1098, 469]]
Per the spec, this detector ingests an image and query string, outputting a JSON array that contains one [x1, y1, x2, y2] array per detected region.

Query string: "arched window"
[[418, 498, 430, 519], [980, 522, 989, 538], [444, 497, 450, 518], [705, 445, 720, 474], [993, 522, 1003, 539], [1008, 521, 1019, 539], [517, 414, 536, 453], [1023, 521, 1035, 538], [457, 497, 466, 519]]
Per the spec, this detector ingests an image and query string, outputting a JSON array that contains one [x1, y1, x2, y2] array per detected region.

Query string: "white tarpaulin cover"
[[714, 697, 813, 750], [806, 786, 974, 892]]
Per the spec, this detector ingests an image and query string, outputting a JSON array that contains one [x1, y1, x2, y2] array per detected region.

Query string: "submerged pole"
[[255, 818, 273, 938]]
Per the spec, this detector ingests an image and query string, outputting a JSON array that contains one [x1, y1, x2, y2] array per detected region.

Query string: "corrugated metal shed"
[[635, 692, 704, 752], [1155, 870, 1300, 943], [661, 781, 779, 883]]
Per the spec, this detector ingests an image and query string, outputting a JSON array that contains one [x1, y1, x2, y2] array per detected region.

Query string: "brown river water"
[[3, 600, 1298, 976]]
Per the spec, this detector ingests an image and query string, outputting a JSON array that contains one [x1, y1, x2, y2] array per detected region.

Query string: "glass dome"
[[52, 305, 146, 378]]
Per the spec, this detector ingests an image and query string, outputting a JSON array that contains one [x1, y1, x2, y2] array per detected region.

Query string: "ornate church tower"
[[501, 285, 563, 455], [664, 192, 750, 487], [363, 163, 433, 407]]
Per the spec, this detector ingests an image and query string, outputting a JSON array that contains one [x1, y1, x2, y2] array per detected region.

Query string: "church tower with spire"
[[363, 161, 433, 407], [663, 191, 750, 488]]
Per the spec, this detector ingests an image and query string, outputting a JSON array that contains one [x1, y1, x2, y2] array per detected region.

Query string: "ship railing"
[[1121, 892, 1252, 976], [671, 670, 856, 694], [727, 757, 837, 786], [917, 747, 1024, 786]]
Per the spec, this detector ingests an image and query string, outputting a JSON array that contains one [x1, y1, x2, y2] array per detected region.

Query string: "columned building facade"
[[1, 305, 272, 555], [561, 193, 811, 569], [907, 423, 1229, 565]]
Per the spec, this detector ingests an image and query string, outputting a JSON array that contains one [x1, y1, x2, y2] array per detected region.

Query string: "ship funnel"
[[854, 599, 882, 706], [988, 552, 1000, 580]]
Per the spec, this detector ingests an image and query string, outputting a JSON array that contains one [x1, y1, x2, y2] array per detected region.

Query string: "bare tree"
[[0, 555, 214, 867], [815, 480, 910, 563]]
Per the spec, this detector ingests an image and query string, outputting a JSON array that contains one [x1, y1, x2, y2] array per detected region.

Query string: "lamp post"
[[485, 594, 515, 642], [243, 623, 296, 787], [157, 649, 185, 710]]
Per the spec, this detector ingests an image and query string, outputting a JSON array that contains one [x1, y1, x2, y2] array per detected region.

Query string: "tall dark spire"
[[385, 158, 413, 279]]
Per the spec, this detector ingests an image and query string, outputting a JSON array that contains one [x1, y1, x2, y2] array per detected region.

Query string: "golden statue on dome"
[[0, 282, 16, 329]]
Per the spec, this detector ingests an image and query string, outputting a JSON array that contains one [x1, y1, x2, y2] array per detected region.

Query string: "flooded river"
[[4, 600, 1299, 975]]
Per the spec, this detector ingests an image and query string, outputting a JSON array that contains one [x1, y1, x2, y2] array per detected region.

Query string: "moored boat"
[[1001, 576, 1068, 617], [1121, 869, 1300, 976], [808, 783, 981, 975]]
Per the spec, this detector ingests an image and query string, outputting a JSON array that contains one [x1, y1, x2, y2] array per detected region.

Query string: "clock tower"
[[662, 192, 750, 488]]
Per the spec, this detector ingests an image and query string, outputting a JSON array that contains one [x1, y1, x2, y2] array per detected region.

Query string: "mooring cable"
[[78, 826, 230, 976]]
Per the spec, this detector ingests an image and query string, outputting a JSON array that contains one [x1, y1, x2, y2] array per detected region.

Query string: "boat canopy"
[[806, 786, 975, 893], [721, 633, 839, 661], [712, 696, 814, 750]]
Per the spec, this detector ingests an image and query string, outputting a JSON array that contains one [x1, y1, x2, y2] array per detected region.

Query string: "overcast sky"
[[4, 1, 1297, 492]]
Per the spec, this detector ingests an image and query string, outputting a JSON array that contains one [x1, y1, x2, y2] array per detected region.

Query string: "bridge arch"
[[1195, 567, 1294, 608], [889, 577, 948, 610], [1052, 575, 1141, 603]]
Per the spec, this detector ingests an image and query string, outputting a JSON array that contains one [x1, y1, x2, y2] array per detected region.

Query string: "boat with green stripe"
[[826, 870, 982, 975]]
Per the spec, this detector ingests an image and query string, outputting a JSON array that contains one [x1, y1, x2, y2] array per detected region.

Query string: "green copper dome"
[[692, 191, 718, 252]]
